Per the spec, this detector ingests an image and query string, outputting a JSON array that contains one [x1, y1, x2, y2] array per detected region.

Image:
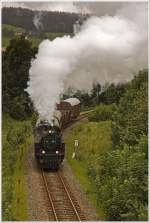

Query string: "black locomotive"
[[34, 98, 80, 169]]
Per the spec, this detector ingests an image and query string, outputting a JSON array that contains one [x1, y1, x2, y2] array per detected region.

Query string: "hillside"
[[2, 7, 83, 33], [2, 24, 73, 47], [65, 70, 148, 221]]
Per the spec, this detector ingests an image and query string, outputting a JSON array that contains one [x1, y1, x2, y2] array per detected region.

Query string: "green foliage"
[[31, 111, 38, 127], [88, 104, 116, 122], [63, 82, 126, 110], [112, 70, 148, 146], [2, 36, 37, 120], [88, 70, 148, 220], [2, 22, 73, 48], [92, 142, 148, 221], [2, 24, 25, 38], [66, 69, 148, 221], [2, 37, 11, 47], [99, 83, 126, 104], [90, 83, 101, 105], [66, 121, 112, 219], [45, 32, 72, 40], [2, 115, 32, 220]]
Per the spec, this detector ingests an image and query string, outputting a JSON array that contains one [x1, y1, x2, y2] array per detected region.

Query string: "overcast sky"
[[2, 1, 145, 16]]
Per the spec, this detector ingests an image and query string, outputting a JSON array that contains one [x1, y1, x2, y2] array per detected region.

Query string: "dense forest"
[[2, 7, 85, 34], [2, 35, 148, 221]]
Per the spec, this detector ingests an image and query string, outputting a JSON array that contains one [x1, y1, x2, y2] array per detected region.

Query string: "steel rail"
[[42, 171, 58, 221], [58, 172, 82, 221]]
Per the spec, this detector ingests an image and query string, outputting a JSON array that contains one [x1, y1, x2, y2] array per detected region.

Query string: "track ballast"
[[42, 170, 86, 221]]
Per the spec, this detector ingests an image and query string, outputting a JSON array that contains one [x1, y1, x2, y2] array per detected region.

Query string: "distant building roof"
[[63, 98, 80, 106]]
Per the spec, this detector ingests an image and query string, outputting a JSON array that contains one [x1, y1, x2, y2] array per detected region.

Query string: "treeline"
[[63, 82, 126, 109], [87, 69, 148, 220], [2, 7, 83, 34]]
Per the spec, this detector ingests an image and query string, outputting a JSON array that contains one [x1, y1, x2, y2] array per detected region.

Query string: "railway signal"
[[72, 139, 79, 159]]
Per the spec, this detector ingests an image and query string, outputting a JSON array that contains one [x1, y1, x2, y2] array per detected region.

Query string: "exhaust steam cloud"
[[26, 3, 148, 122]]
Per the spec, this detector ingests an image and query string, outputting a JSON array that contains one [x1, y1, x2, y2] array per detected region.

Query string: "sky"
[[2, 1, 145, 15]]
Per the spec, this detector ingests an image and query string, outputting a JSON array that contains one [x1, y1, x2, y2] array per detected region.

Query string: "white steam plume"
[[26, 3, 148, 122], [33, 12, 43, 30]]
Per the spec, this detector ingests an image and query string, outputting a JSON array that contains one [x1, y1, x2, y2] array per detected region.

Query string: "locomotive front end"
[[34, 111, 65, 169]]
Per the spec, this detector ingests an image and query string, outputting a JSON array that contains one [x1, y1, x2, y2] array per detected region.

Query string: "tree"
[[2, 36, 37, 119], [91, 83, 101, 105], [112, 70, 148, 146], [99, 83, 126, 105]]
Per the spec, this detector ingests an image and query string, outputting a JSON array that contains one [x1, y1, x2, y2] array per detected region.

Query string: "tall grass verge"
[[65, 121, 112, 220], [2, 115, 33, 220]]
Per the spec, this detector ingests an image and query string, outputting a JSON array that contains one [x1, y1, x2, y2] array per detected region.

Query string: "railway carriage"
[[57, 97, 81, 122]]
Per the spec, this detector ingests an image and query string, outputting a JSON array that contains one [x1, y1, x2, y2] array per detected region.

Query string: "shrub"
[[88, 104, 116, 122]]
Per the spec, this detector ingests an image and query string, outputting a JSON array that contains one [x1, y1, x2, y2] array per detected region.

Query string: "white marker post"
[[72, 139, 79, 159]]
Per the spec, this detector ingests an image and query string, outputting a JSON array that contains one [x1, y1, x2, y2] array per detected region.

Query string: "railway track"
[[42, 170, 86, 221]]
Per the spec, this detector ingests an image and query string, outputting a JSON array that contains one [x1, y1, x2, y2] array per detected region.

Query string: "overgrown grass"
[[65, 121, 112, 220], [2, 23, 72, 47], [2, 114, 33, 220], [2, 37, 10, 47], [45, 32, 72, 40], [2, 36, 42, 48], [2, 34, 71, 47], [3, 24, 25, 33]]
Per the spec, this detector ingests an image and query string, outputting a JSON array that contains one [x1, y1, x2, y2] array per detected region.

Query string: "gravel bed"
[[61, 161, 98, 221], [24, 146, 50, 221]]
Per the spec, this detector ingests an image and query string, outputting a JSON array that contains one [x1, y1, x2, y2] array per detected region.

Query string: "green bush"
[[112, 70, 148, 147], [88, 142, 148, 221], [88, 104, 116, 122]]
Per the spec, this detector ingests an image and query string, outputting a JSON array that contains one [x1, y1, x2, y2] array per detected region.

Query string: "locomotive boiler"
[[34, 98, 80, 169]]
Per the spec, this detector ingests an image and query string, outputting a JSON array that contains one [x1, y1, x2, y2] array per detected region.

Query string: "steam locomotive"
[[34, 98, 80, 169]]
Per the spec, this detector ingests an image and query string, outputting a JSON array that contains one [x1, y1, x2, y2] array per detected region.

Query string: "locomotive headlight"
[[42, 150, 46, 154], [56, 151, 59, 154], [49, 130, 52, 133]]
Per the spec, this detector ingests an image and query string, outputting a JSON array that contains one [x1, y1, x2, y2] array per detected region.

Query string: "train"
[[34, 98, 81, 169]]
